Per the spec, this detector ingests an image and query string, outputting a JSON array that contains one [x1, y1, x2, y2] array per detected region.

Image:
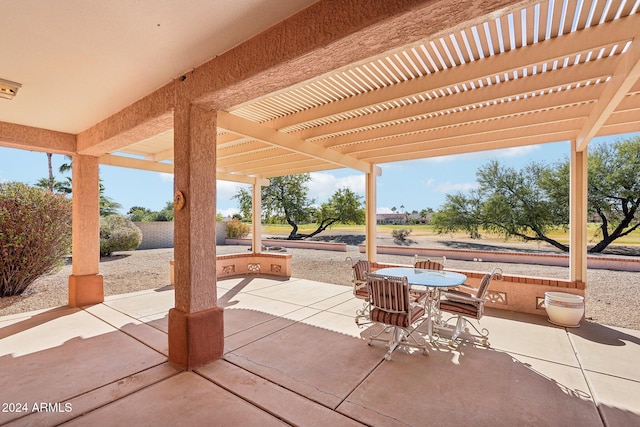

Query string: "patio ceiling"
[[102, 0, 640, 182]]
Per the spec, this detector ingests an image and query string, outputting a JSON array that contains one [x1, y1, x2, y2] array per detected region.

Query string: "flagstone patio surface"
[[1, 276, 639, 426]]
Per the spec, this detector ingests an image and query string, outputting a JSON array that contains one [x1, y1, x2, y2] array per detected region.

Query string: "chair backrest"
[[475, 267, 503, 300], [352, 260, 370, 283], [413, 255, 445, 271], [366, 273, 410, 314]]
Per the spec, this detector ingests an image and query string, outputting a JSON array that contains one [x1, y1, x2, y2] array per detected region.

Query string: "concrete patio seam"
[[223, 314, 301, 354], [59, 365, 182, 424], [242, 289, 353, 311], [193, 364, 366, 426], [81, 303, 169, 358], [581, 369, 640, 384], [5, 363, 180, 427], [223, 351, 347, 407], [566, 329, 607, 427], [335, 357, 385, 409]]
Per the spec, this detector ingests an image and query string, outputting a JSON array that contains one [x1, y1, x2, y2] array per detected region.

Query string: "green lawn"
[[260, 223, 640, 245]]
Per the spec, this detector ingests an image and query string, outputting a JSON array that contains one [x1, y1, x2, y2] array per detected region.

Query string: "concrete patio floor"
[[1, 276, 639, 426]]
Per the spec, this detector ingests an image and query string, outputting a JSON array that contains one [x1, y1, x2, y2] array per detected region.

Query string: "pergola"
[[1, 0, 639, 369]]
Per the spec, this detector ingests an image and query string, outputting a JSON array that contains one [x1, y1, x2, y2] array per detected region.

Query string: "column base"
[[168, 306, 224, 370], [68, 274, 104, 307]]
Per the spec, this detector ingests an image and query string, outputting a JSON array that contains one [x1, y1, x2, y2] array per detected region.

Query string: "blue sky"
[[0, 134, 635, 217]]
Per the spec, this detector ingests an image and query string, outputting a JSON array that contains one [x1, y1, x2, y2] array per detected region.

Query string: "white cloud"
[[217, 207, 239, 218], [308, 172, 365, 202], [376, 207, 394, 214], [158, 173, 173, 182], [421, 177, 435, 187], [415, 145, 543, 164], [432, 181, 478, 194], [216, 180, 250, 201], [490, 145, 541, 158]]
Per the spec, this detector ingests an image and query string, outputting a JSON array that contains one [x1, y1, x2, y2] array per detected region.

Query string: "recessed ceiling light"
[[0, 78, 22, 100]]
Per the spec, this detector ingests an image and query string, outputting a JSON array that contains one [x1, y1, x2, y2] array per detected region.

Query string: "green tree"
[[127, 202, 174, 222], [46, 153, 54, 192], [36, 155, 121, 216], [479, 160, 568, 251], [431, 191, 483, 239], [432, 136, 640, 253], [588, 137, 640, 251], [35, 176, 72, 194], [158, 201, 174, 221], [433, 160, 568, 249], [318, 187, 365, 224], [234, 173, 337, 240], [99, 181, 122, 216], [127, 206, 154, 222]]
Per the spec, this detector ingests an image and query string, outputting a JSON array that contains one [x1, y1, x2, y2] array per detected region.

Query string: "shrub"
[[0, 182, 72, 297], [392, 228, 412, 242], [100, 215, 142, 256], [226, 218, 250, 238]]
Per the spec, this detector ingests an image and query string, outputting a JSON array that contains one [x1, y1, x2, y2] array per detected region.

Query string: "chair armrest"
[[409, 288, 428, 304], [409, 302, 426, 312], [456, 285, 477, 294], [444, 289, 472, 298], [442, 291, 482, 305]]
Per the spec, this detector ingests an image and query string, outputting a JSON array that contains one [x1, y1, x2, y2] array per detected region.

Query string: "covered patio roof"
[[3, 0, 639, 176], [102, 0, 640, 179]]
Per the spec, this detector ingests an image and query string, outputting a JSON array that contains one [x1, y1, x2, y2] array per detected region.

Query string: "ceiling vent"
[[0, 78, 22, 100]]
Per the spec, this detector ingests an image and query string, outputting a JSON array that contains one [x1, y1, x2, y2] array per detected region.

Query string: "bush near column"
[[0, 182, 72, 297], [226, 218, 250, 238], [100, 215, 142, 257]]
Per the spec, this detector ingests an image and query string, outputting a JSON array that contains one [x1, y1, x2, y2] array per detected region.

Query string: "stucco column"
[[252, 180, 262, 254], [365, 166, 379, 262], [68, 154, 104, 307], [168, 102, 222, 370], [569, 140, 588, 285]]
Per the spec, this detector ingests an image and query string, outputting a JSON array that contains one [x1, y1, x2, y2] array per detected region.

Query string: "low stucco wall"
[[361, 244, 640, 272], [170, 252, 292, 285], [226, 238, 347, 252]]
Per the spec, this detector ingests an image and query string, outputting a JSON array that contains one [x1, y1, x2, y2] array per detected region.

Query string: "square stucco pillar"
[[68, 154, 104, 307], [570, 140, 588, 285], [169, 102, 222, 370], [365, 165, 379, 262]]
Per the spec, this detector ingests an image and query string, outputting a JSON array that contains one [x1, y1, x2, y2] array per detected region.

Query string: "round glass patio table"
[[374, 267, 467, 340], [374, 267, 466, 288]]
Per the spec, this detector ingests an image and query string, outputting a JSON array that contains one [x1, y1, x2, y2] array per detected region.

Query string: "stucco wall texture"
[[135, 221, 227, 250]]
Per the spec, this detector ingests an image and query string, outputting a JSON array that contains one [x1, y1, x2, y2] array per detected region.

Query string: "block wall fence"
[[134, 221, 227, 250]]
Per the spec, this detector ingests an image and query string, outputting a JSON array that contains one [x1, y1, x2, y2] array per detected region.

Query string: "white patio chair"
[[346, 257, 371, 326], [366, 273, 429, 361], [437, 267, 502, 346]]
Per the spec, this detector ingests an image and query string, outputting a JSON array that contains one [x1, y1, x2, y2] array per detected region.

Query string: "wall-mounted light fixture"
[[0, 78, 22, 100]]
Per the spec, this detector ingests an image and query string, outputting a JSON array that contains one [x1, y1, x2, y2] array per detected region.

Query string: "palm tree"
[[46, 153, 54, 192], [38, 154, 121, 215]]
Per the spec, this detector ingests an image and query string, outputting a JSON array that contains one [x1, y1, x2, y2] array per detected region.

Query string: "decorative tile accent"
[[271, 264, 282, 273], [248, 263, 261, 273], [486, 290, 507, 305], [222, 265, 235, 274], [536, 297, 546, 310]]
